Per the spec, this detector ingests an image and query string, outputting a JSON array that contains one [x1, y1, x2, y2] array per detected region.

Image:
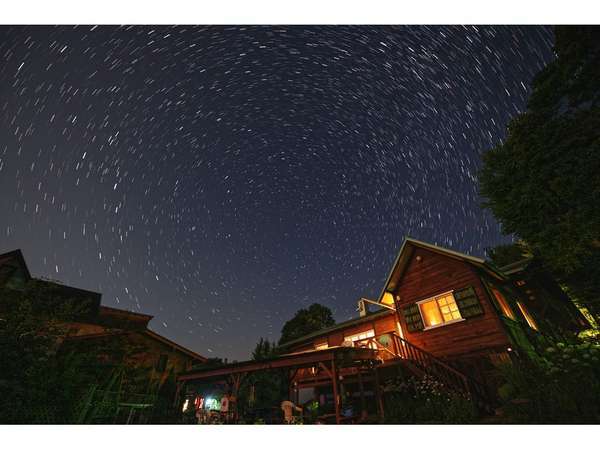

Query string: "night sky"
[[0, 26, 554, 360]]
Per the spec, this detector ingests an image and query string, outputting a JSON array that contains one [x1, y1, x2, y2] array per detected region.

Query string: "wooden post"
[[331, 359, 341, 424], [357, 371, 367, 421], [374, 367, 384, 423], [173, 380, 184, 408], [288, 369, 295, 401], [231, 373, 244, 423]]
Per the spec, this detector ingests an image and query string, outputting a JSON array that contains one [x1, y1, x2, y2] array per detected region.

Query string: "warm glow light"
[[517, 302, 539, 331], [381, 292, 395, 306], [396, 320, 405, 340], [492, 288, 516, 320], [418, 292, 462, 328], [314, 341, 328, 350], [420, 300, 443, 327], [182, 399, 190, 412], [344, 329, 376, 348]]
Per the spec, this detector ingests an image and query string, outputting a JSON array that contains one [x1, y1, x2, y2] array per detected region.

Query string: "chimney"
[[357, 298, 369, 317]]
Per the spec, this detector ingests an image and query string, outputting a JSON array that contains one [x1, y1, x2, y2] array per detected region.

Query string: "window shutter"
[[454, 286, 484, 318], [401, 303, 424, 332]]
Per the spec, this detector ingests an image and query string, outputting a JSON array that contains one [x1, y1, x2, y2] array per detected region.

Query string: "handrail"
[[353, 336, 396, 360], [389, 332, 492, 409], [354, 333, 492, 411]]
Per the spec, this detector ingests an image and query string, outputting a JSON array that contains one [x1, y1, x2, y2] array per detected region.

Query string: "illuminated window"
[[381, 292, 395, 307], [344, 329, 375, 348], [314, 341, 328, 350], [418, 292, 462, 328], [517, 302, 539, 331], [491, 288, 516, 320]]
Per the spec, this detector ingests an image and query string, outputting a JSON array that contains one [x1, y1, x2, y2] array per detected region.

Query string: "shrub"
[[383, 375, 477, 424], [496, 339, 600, 423]]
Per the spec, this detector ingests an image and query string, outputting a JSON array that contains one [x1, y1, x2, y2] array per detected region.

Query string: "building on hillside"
[[0, 249, 207, 423], [177, 237, 590, 424]]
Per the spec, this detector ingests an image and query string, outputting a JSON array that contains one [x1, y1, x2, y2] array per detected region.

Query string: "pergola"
[[176, 346, 385, 424]]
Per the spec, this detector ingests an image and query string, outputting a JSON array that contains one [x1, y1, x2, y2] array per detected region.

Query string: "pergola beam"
[[178, 347, 378, 382]]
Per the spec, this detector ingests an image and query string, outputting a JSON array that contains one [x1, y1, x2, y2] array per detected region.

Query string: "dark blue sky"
[[0, 26, 554, 360]]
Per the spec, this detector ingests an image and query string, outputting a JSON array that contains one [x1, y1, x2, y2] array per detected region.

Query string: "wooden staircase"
[[355, 333, 494, 414]]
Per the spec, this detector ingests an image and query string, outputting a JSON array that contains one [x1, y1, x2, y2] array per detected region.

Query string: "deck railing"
[[354, 333, 492, 411]]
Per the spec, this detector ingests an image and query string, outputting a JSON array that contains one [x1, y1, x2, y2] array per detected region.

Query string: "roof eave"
[[278, 309, 394, 349], [376, 237, 506, 303]]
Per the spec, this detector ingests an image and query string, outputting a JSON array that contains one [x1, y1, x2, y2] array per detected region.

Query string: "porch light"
[[381, 291, 395, 307]]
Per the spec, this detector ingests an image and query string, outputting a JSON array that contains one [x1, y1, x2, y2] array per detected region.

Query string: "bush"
[[496, 339, 600, 423], [382, 375, 478, 424]]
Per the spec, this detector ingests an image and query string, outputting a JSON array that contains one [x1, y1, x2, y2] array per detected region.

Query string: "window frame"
[[343, 329, 376, 348], [416, 290, 465, 331]]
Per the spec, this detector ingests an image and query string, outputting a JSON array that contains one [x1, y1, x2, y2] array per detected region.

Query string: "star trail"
[[0, 26, 554, 360]]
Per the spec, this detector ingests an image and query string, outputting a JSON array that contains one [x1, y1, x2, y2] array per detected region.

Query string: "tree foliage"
[[486, 242, 533, 268], [251, 337, 277, 361], [0, 281, 172, 423], [479, 26, 600, 316], [0, 282, 99, 423], [239, 302, 335, 417], [278, 303, 335, 345]]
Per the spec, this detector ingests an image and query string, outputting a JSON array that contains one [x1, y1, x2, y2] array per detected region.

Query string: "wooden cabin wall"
[[393, 247, 511, 359], [373, 314, 398, 336], [285, 313, 398, 353]]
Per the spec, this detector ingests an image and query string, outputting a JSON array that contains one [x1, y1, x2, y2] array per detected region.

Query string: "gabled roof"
[[1, 249, 102, 303], [99, 305, 153, 321], [0, 249, 32, 279], [278, 308, 394, 349], [497, 258, 534, 275], [36, 278, 103, 302], [376, 237, 507, 303], [97, 306, 206, 361], [64, 328, 207, 362], [144, 329, 208, 362]]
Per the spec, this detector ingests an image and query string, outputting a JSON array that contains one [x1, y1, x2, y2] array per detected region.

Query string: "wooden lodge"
[[1, 249, 207, 375], [177, 237, 589, 424], [1, 249, 207, 423]]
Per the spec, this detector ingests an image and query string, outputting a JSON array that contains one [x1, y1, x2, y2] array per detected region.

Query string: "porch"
[[176, 346, 384, 424]]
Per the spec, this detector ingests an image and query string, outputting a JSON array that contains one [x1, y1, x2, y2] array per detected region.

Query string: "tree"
[[251, 337, 277, 361], [486, 242, 533, 268], [0, 280, 164, 423], [479, 26, 600, 318], [234, 337, 285, 416], [0, 282, 99, 423], [278, 303, 335, 345]]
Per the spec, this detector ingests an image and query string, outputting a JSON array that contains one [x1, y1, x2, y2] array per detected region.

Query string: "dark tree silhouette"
[[480, 26, 600, 318], [279, 303, 335, 345]]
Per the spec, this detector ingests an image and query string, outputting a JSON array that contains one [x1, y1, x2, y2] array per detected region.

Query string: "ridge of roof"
[[376, 236, 506, 303], [34, 277, 102, 299], [497, 257, 534, 274], [144, 329, 207, 362], [0, 249, 32, 279], [99, 305, 154, 319]]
